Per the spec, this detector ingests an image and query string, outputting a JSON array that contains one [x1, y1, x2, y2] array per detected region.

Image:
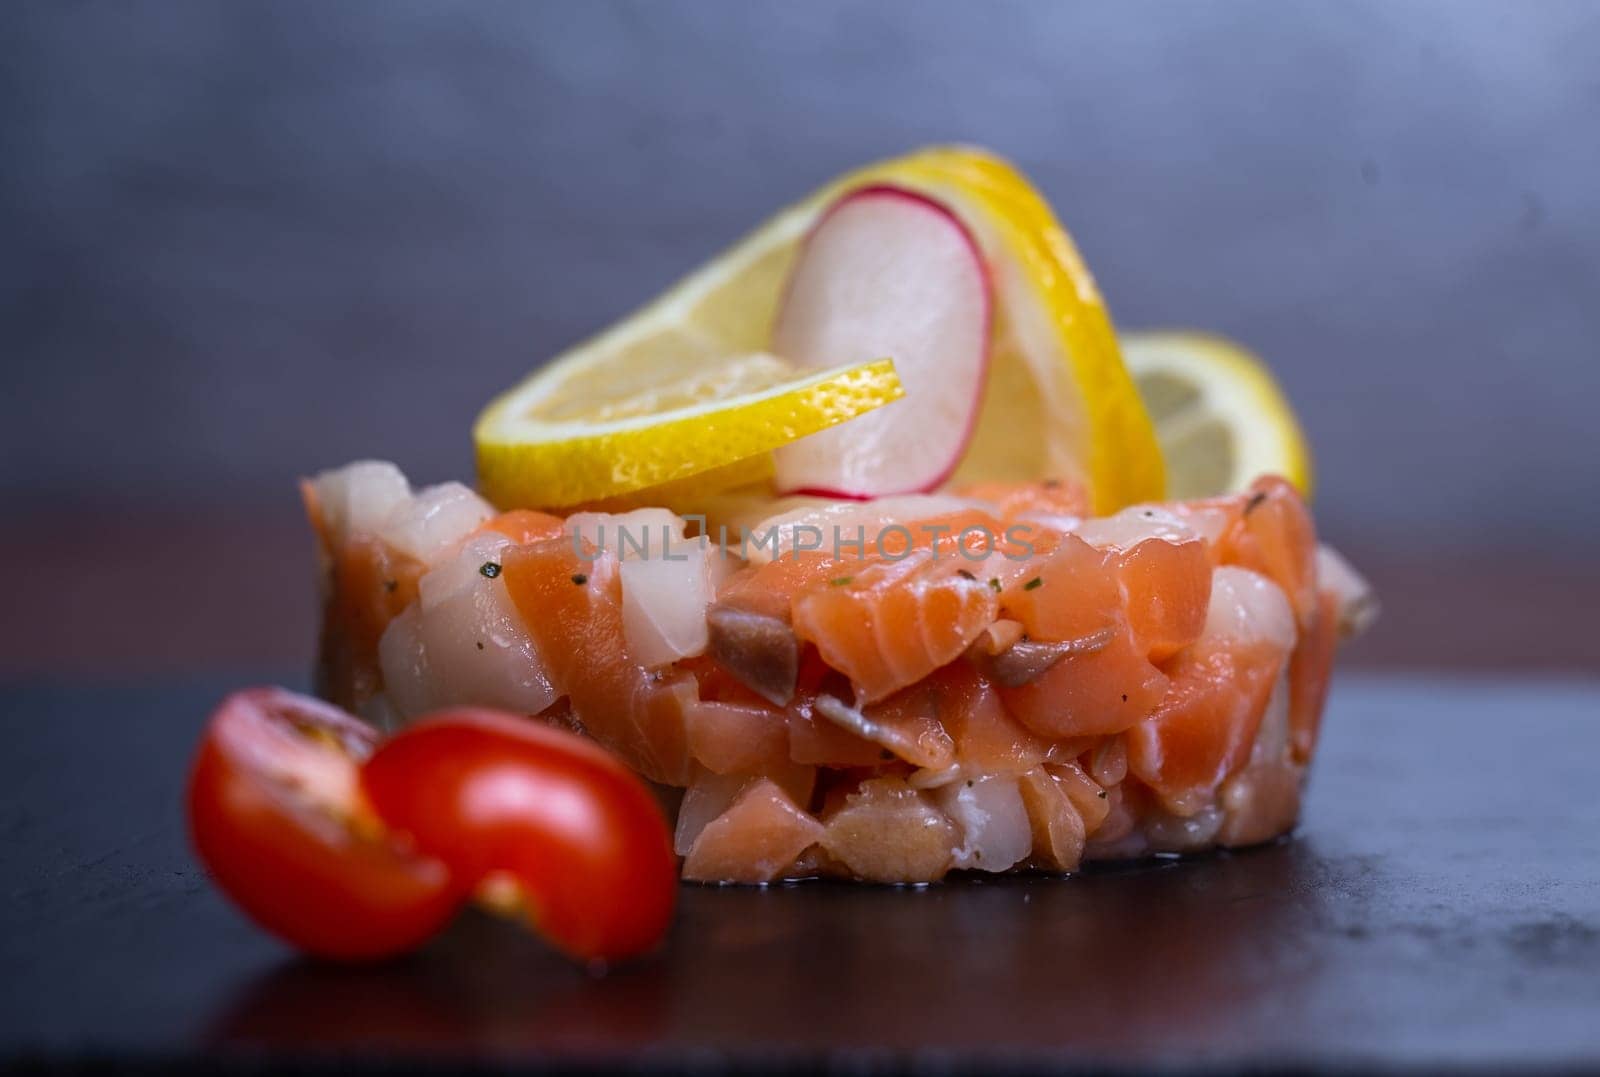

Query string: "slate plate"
[[3, 674, 1598, 1072]]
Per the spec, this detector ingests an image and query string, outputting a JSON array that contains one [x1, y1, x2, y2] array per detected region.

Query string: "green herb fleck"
[[1023, 576, 1043, 591], [988, 578, 1002, 593], [1097, 789, 1107, 799], [956, 569, 977, 581], [479, 562, 502, 579], [830, 575, 854, 587], [1244, 491, 1268, 517], [571, 573, 588, 586], [476, 641, 485, 650]]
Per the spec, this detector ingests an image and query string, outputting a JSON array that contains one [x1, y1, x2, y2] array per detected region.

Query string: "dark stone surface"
[[2, 673, 1598, 1071], [4, 1, 1600, 557]]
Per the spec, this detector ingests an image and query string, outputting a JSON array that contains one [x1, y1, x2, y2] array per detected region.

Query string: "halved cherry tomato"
[[361, 708, 678, 964], [187, 688, 462, 960]]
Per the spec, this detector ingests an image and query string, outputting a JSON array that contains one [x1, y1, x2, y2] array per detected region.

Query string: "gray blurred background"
[[3, 0, 1598, 674]]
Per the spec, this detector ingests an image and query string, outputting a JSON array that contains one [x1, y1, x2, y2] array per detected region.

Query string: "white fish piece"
[[566, 507, 688, 562], [1014, 512, 1082, 536], [568, 511, 715, 668], [309, 460, 411, 547], [934, 775, 1032, 872], [1216, 670, 1302, 847], [1143, 805, 1225, 853], [1315, 544, 1380, 638], [379, 533, 557, 721], [1203, 566, 1297, 653], [1252, 668, 1292, 764], [1072, 504, 1201, 551], [377, 603, 431, 720], [378, 481, 493, 565], [620, 537, 714, 668]]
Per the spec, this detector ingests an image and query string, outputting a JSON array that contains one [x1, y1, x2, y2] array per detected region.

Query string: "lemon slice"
[[905, 148, 1165, 512], [476, 146, 1163, 512], [475, 353, 903, 508], [1120, 331, 1313, 499]]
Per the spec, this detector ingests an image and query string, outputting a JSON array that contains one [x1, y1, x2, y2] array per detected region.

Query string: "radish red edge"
[[771, 183, 994, 500]]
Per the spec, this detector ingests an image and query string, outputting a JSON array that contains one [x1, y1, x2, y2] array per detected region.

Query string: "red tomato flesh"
[[187, 687, 461, 960], [361, 708, 678, 964]]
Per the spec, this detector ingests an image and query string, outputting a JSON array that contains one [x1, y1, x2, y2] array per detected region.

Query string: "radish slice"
[[772, 185, 991, 497]]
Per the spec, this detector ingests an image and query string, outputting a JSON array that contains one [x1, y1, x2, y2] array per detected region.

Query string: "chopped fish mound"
[[305, 464, 1373, 883]]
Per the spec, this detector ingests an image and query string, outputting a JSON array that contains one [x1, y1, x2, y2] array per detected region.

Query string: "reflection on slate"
[[3, 674, 1599, 1068], [208, 851, 1326, 1056]]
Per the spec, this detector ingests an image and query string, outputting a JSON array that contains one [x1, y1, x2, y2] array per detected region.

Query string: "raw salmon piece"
[[501, 538, 694, 785], [1126, 567, 1295, 815], [999, 533, 1122, 641], [1235, 490, 1317, 624], [731, 496, 998, 564], [785, 651, 892, 766], [1057, 503, 1215, 668], [682, 696, 791, 775], [1132, 643, 1280, 809], [791, 551, 999, 703], [303, 479, 425, 713], [1217, 673, 1303, 847], [1018, 766, 1088, 872], [1046, 760, 1112, 836], [682, 653, 773, 705], [986, 532, 1171, 738], [1085, 734, 1129, 787], [997, 623, 1170, 739], [475, 509, 566, 545], [307, 461, 1372, 884], [714, 552, 842, 622], [955, 478, 1089, 521], [682, 778, 825, 884], [929, 661, 1049, 774], [820, 776, 957, 883], [1114, 537, 1213, 662], [674, 765, 820, 856], [1084, 780, 1144, 856], [901, 509, 1015, 560], [1213, 476, 1319, 628], [1287, 588, 1341, 763], [1218, 760, 1302, 848], [1128, 650, 1280, 816], [674, 769, 749, 854], [315, 533, 424, 714]]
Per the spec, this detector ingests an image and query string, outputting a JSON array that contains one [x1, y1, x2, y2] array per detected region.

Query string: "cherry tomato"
[[360, 709, 678, 963], [187, 688, 462, 960]]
